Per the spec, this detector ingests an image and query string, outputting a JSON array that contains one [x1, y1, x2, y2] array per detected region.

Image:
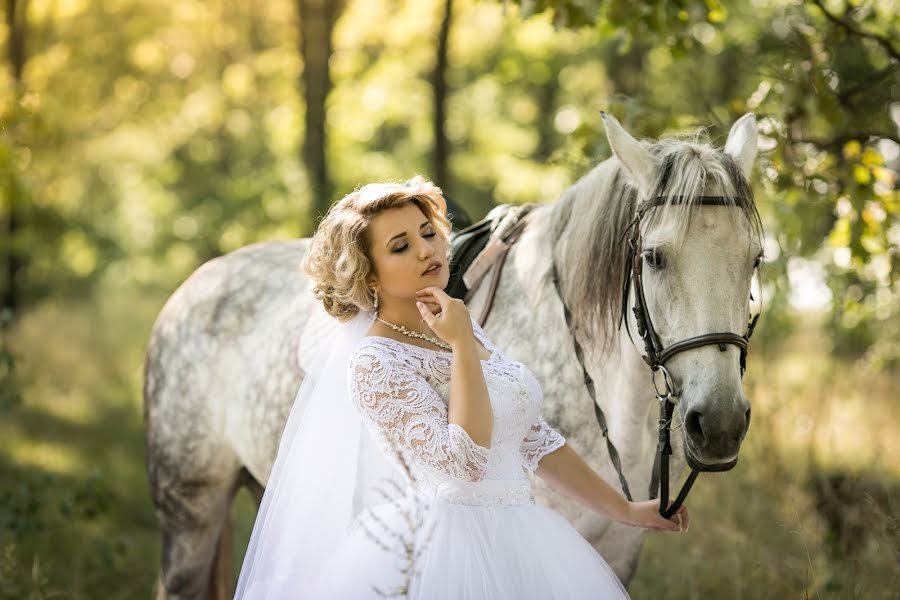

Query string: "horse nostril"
[[684, 409, 705, 446], [745, 406, 752, 427]]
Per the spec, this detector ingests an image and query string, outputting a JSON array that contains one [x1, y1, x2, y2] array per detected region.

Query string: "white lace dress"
[[307, 317, 630, 599]]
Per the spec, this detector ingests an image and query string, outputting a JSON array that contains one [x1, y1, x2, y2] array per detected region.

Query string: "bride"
[[233, 176, 689, 599]]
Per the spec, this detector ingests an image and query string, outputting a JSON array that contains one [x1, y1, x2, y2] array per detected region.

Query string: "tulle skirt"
[[307, 478, 631, 599]]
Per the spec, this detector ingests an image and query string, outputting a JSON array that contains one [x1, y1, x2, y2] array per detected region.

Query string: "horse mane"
[[546, 129, 764, 354]]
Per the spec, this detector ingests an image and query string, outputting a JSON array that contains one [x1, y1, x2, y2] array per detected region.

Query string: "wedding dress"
[[303, 316, 631, 599]]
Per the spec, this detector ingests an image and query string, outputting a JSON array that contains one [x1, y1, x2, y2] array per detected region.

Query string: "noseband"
[[550, 195, 761, 519]]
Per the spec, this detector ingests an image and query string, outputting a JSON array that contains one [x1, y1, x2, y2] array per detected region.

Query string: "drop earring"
[[372, 288, 379, 314]]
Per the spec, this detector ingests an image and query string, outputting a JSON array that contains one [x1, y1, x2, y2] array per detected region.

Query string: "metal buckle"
[[651, 364, 677, 399]]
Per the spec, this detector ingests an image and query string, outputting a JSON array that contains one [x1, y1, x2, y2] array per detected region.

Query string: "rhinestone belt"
[[435, 478, 534, 507]]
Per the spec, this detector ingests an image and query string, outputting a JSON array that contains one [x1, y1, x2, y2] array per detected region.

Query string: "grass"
[[0, 293, 161, 600], [0, 290, 897, 599], [630, 317, 900, 599]]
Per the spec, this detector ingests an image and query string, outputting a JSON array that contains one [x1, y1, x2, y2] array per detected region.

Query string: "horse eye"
[[643, 248, 665, 269], [753, 254, 763, 269]]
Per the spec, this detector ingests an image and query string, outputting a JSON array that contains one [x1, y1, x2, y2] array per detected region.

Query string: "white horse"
[[144, 112, 763, 599]]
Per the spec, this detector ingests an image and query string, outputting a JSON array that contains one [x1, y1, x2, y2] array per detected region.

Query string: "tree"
[[2, 0, 28, 314], [297, 0, 346, 221]]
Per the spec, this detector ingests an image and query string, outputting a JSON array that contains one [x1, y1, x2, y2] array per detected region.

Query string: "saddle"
[[446, 203, 535, 325]]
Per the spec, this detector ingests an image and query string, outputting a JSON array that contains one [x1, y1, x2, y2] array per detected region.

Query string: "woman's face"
[[365, 202, 450, 301]]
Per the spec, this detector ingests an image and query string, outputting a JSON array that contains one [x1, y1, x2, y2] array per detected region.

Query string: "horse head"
[[601, 112, 764, 472]]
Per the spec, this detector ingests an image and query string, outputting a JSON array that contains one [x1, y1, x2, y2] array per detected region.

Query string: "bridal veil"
[[233, 308, 403, 598]]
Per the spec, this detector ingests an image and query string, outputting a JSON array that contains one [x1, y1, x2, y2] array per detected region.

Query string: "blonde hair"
[[302, 176, 453, 322]]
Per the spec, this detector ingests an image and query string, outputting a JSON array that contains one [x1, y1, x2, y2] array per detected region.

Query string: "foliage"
[[0, 293, 896, 597], [0, 308, 22, 410], [0, 294, 164, 598], [0, 2, 896, 596], [1, 0, 895, 364], [504, 0, 899, 366]]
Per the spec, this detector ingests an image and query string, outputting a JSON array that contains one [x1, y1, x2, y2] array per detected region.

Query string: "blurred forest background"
[[0, 0, 897, 598]]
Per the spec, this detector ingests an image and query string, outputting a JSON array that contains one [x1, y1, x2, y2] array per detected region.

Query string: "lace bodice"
[[347, 318, 565, 492]]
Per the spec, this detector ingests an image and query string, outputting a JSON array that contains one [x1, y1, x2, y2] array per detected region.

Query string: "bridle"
[[550, 195, 761, 519]]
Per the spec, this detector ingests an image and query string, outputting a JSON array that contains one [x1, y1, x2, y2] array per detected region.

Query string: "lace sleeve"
[[349, 344, 490, 482], [520, 417, 566, 474]]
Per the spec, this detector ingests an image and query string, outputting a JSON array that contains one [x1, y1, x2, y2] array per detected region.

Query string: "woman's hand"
[[414, 286, 474, 349], [618, 499, 690, 533]]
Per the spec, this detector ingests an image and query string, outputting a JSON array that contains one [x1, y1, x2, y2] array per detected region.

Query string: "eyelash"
[[392, 231, 436, 253]]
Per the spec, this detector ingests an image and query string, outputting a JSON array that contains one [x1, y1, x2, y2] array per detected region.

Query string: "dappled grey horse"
[[144, 112, 763, 599]]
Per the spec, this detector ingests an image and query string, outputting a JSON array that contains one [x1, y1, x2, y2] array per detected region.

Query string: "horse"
[[143, 112, 763, 599]]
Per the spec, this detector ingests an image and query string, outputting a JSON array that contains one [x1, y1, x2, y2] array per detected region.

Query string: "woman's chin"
[[418, 272, 450, 289]]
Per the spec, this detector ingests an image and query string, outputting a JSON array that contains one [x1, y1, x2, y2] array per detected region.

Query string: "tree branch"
[[838, 63, 900, 103], [789, 131, 900, 150], [808, 0, 899, 62]]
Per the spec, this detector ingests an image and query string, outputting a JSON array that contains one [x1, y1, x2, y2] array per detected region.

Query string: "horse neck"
[[544, 165, 660, 451], [548, 158, 639, 353]]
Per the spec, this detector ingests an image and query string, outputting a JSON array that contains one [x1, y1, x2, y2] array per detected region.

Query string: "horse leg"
[[589, 519, 646, 586], [206, 495, 234, 600], [206, 468, 263, 600], [245, 471, 264, 508], [151, 462, 242, 600]]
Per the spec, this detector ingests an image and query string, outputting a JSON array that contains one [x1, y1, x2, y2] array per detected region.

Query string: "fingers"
[[663, 503, 689, 533], [416, 286, 451, 306], [634, 500, 680, 532], [671, 504, 689, 532], [678, 505, 690, 532], [414, 294, 443, 316], [419, 300, 441, 315], [660, 513, 680, 532], [416, 291, 453, 316], [415, 301, 436, 327], [419, 286, 450, 299], [414, 291, 438, 310]]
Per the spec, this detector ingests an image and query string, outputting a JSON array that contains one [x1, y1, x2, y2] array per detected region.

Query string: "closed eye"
[[392, 230, 436, 253]]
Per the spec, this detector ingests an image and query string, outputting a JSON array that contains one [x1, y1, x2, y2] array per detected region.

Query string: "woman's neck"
[[375, 300, 437, 337]]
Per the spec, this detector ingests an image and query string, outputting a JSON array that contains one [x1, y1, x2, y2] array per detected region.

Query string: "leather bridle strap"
[[628, 195, 752, 373], [657, 333, 748, 366], [627, 195, 759, 518], [550, 260, 635, 502]]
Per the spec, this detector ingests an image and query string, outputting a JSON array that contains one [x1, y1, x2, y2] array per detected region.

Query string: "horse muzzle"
[[684, 443, 739, 472]]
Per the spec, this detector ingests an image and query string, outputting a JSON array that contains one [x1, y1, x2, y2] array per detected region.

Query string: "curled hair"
[[302, 175, 452, 322]]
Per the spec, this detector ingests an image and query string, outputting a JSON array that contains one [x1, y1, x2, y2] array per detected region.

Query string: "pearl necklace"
[[375, 316, 452, 351]]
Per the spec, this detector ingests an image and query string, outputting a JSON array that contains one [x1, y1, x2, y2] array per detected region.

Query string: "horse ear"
[[600, 111, 660, 196], [724, 113, 757, 179]]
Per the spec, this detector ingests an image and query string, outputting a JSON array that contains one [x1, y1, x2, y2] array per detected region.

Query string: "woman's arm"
[[416, 287, 493, 448], [535, 443, 689, 532], [447, 332, 493, 448], [350, 344, 490, 482]]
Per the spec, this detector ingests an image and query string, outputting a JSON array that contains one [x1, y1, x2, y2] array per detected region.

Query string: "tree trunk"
[[2, 0, 27, 314], [431, 0, 452, 196], [296, 0, 344, 225], [429, 0, 472, 229], [535, 67, 559, 161]]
